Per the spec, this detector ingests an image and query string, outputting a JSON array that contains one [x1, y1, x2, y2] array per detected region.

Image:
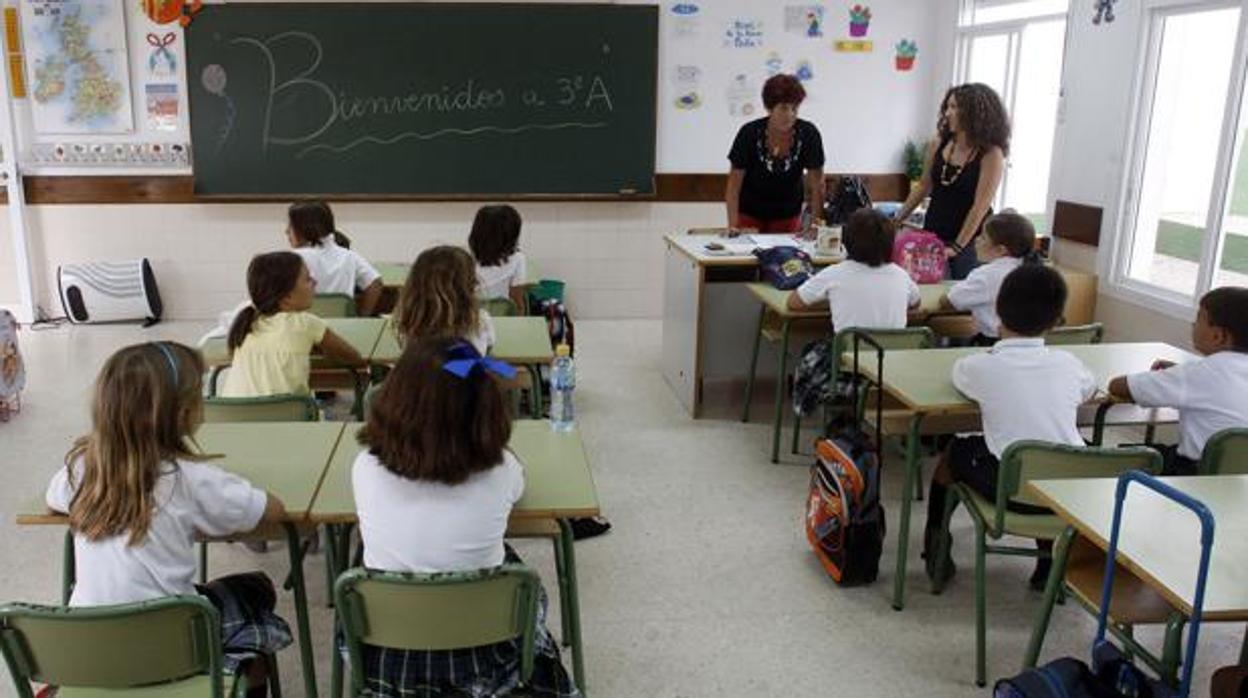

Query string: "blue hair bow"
[[442, 342, 517, 381]]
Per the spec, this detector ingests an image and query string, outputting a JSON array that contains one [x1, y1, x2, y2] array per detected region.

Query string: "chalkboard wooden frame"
[[185, 3, 660, 198]]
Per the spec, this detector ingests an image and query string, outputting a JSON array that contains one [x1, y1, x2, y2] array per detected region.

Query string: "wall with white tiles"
[[3, 201, 725, 321]]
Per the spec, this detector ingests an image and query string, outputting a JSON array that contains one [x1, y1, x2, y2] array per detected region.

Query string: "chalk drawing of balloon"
[[201, 64, 235, 152]]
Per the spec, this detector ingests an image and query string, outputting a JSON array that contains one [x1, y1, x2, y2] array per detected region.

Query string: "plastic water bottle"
[[549, 343, 575, 432]]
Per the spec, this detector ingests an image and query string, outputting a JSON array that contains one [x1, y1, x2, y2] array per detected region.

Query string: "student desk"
[[14, 421, 348, 698], [311, 420, 600, 696], [851, 342, 1197, 611], [742, 281, 956, 463], [1027, 476, 1248, 669], [199, 317, 388, 368], [662, 232, 842, 419]]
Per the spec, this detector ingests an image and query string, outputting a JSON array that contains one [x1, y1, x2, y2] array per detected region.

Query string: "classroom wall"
[[0, 216, 18, 315], [1045, 0, 1194, 348]]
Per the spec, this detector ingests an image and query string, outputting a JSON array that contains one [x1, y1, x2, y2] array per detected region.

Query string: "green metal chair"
[[310, 294, 357, 318], [1044, 322, 1105, 345], [202, 394, 320, 423], [482, 297, 519, 318], [791, 326, 936, 456], [1197, 427, 1248, 474], [932, 441, 1163, 686], [333, 564, 541, 698], [0, 595, 261, 697]]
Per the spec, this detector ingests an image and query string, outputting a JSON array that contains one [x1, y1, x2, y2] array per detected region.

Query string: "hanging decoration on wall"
[[140, 0, 201, 26], [847, 4, 871, 37], [30, 140, 189, 165], [145, 82, 177, 131], [669, 2, 700, 40], [784, 5, 824, 37], [146, 31, 176, 76], [795, 59, 814, 82], [673, 64, 701, 111], [894, 40, 917, 71], [200, 63, 235, 152], [724, 18, 764, 49], [726, 73, 757, 117], [21, 0, 135, 134], [1092, 0, 1116, 24], [764, 51, 783, 76], [834, 40, 872, 53]]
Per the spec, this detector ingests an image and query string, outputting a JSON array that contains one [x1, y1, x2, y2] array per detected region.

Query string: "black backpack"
[[823, 176, 873, 225]]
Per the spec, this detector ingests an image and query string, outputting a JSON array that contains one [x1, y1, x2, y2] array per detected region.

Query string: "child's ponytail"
[[227, 305, 260, 351]]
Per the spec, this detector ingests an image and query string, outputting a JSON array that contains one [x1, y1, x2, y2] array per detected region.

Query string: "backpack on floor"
[[0, 310, 25, 421], [805, 331, 886, 586]]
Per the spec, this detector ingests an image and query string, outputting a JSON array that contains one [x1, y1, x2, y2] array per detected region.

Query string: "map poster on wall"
[[20, 0, 134, 134]]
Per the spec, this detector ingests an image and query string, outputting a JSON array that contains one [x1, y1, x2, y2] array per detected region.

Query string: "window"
[[956, 1, 1069, 231], [1116, 3, 1247, 304]]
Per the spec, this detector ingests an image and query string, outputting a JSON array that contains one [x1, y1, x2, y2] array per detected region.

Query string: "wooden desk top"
[[856, 342, 1197, 414], [1030, 476, 1248, 620], [16, 421, 347, 525], [309, 421, 601, 523], [372, 316, 555, 365], [199, 317, 387, 367]]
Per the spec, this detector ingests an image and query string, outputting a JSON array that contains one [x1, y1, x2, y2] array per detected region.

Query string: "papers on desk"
[[703, 234, 818, 257]]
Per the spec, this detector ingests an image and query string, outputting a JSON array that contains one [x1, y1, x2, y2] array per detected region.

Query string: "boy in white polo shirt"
[[787, 208, 921, 329], [924, 264, 1097, 588], [942, 211, 1039, 345], [1108, 286, 1248, 474]]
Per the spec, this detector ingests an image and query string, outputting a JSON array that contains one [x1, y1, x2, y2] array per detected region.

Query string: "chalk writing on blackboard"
[[228, 31, 617, 158]]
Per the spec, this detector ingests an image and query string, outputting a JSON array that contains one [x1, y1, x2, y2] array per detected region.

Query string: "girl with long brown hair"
[[286, 200, 384, 316], [352, 338, 578, 695], [46, 341, 292, 687], [393, 245, 495, 355], [894, 83, 1011, 280], [221, 250, 365, 397]]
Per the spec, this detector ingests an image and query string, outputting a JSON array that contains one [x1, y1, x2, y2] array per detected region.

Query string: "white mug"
[[816, 225, 844, 257]]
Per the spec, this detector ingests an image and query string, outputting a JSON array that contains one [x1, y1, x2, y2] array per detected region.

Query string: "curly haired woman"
[[895, 84, 1011, 279]]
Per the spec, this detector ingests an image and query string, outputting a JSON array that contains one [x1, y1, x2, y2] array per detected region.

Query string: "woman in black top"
[[895, 83, 1009, 279], [725, 74, 826, 233]]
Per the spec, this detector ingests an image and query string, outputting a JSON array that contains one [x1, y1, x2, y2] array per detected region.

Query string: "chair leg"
[[743, 305, 766, 423], [1160, 614, 1185, 687], [553, 533, 571, 647], [282, 523, 319, 698], [62, 529, 75, 605], [975, 530, 988, 688], [557, 519, 586, 694], [200, 542, 209, 585], [771, 319, 792, 463], [892, 414, 925, 611], [1024, 527, 1076, 669], [266, 651, 283, 698], [791, 410, 803, 454], [930, 489, 960, 595]]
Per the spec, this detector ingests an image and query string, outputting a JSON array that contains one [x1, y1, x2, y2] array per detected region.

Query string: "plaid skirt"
[[197, 571, 293, 672], [358, 550, 580, 697]]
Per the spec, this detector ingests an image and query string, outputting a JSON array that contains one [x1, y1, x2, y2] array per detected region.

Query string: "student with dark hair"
[[352, 338, 579, 696], [286, 200, 383, 316], [787, 208, 920, 329], [1109, 286, 1248, 474], [468, 204, 527, 308], [221, 251, 365, 398], [725, 73, 826, 233], [924, 264, 1096, 589], [942, 210, 1041, 344]]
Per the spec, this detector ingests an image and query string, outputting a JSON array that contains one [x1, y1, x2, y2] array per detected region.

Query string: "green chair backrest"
[[334, 565, 540, 695], [202, 394, 319, 422], [310, 293, 357, 318], [1198, 428, 1248, 475], [483, 297, 519, 318], [831, 326, 936, 381], [0, 596, 224, 697], [994, 441, 1163, 535], [1044, 323, 1105, 345]]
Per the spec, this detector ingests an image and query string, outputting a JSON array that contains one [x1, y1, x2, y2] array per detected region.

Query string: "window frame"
[[1106, 0, 1248, 321]]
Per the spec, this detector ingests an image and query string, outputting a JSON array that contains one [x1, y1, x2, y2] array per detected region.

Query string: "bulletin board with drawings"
[[0, 0, 939, 175]]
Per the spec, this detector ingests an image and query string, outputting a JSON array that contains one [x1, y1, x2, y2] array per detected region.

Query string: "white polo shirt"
[[46, 457, 268, 606], [353, 448, 525, 573], [952, 337, 1098, 458], [946, 256, 1023, 338], [1127, 350, 1248, 460], [795, 260, 921, 331], [294, 238, 381, 297], [476, 252, 527, 301]]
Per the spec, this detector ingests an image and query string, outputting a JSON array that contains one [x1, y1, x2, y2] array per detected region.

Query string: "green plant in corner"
[[903, 139, 925, 185]]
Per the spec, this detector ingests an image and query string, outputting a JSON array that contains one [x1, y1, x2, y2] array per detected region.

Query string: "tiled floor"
[[0, 319, 1242, 696]]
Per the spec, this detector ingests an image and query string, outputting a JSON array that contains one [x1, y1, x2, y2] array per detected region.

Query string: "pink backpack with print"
[[892, 229, 947, 284]]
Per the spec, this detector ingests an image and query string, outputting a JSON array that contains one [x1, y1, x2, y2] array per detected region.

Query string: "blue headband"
[[442, 342, 517, 381], [152, 342, 179, 385]]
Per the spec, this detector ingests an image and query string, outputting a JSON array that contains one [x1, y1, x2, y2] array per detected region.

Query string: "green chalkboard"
[[185, 3, 657, 196]]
